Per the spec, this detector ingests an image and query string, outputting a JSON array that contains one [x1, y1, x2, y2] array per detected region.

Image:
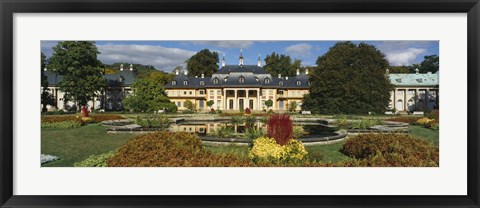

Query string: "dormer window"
[[296, 81, 301, 86], [264, 78, 271, 84], [279, 81, 283, 86], [308, 81, 311, 86], [172, 80, 177, 85], [200, 81, 204, 86], [213, 78, 219, 84], [395, 78, 402, 83], [239, 76, 245, 83], [183, 81, 188, 85]]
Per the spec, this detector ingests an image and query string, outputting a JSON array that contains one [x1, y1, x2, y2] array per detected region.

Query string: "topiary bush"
[[74, 151, 116, 167], [267, 114, 293, 145], [248, 137, 308, 164], [107, 132, 251, 167], [342, 133, 439, 167]]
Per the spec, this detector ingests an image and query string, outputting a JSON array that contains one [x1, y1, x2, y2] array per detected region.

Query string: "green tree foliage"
[[41, 52, 55, 112], [417, 55, 439, 73], [265, 99, 273, 109], [206, 100, 214, 109], [48, 41, 107, 110], [123, 72, 177, 113], [264, 52, 302, 77], [289, 101, 298, 112], [302, 42, 393, 114], [186, 49, 219, 77], [184, 100, 195, 110]]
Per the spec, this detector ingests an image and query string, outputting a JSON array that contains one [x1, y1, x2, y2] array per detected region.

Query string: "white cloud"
[[385, 48, 427, 66], [97, 44, 196, 71], [284, 43, 313, 57], [189, 41, 254, 49]]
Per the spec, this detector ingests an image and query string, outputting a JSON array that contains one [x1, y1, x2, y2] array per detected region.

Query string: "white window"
[[213, 78, 219, 84], [296, 80, 301, 86], [264, 78, 270, 84], [210, 90, 214, 95], [396, 90, 404, 96], [199, 90, 204, 95], [172, 81, 176, 85], [183, 81, 188, 85], [217, 91, 221, 95]]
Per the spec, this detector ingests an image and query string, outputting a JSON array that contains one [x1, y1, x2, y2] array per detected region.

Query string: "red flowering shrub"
[[245, 108, 251, 115], [267, 114, 293, 145]]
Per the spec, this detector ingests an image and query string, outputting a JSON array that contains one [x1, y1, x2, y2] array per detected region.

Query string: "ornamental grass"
[[267, 114, 293, 145]]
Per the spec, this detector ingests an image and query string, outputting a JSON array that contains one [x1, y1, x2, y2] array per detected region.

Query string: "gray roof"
[[165, 64, 311, 89], [44, 70, 136, 87], [388, 71, 439, 87]]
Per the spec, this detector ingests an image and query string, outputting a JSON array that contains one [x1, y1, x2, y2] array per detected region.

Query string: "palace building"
[[164, 54, 310, 112], [42, 53, 439, 113]]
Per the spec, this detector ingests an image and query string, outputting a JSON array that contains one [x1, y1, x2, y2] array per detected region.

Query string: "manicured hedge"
[[107, 132, 251, 167], [342, 133, 439, 167], [386, 116, 419, 124]]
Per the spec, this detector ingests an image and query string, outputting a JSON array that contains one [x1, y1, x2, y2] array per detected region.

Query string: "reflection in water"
[[169, 120, 334, 137]]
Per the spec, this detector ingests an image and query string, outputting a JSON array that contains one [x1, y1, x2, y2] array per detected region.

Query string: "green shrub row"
[[135, 115, 170, 128], [41, 120, 83, 129], [73, 151, 116, 167]]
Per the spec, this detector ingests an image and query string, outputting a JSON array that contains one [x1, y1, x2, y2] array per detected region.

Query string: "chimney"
[[175, 69, 179, 75], [415, 68, 419, 74], [278, 74, 282, 79], [305, 69, 309, 75], [129, 63, 133, 71], [44, 67, 47, 71], [195, 75, 198, 78], [184, 70, 188, 76], [386, 68, 389, 74], [120, 64, 124, 71], [296, 69, 300, 75], [285, 76, 288, 80], [201, 73, 204, 78]]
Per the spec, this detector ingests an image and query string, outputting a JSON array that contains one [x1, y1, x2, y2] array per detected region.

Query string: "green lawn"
[[408, 125, 439, 147], [41, 124, 135, 167]]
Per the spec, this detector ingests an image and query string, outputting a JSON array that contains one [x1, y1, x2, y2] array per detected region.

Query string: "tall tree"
[[388, 65, 411, 73], [302, 42, 393, 114], [264, 53, 302, 77], [41, 52, 55, 112], [418, 55, 439, 73], [186, 49, 219, 77], [48, 41, 107, 111], [123, 72, 177, 112]]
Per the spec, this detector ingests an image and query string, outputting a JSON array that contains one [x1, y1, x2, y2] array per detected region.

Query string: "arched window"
[[183, 80, 188, 85], [279, 81, 283, 86], [200, 81, 204, 86], [296, 80, 301, 86], [264, 78, 270, 84], [213, 78, 219, 84], [172, 80, 176, 85], [239, 76, 245, 83]]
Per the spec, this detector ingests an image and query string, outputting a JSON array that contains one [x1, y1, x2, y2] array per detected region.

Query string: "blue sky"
[[41, 41, 439, 72]]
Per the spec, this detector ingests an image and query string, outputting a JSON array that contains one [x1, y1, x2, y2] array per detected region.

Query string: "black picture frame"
[[1, 0, 479, 207]]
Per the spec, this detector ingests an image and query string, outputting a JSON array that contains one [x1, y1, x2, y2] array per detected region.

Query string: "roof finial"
[[221, 54, 226, 67], [257, 54, 262, 67], [239, 49, 244, 66]]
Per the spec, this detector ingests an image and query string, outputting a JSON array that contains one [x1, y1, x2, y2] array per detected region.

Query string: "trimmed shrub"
[[292, 126, 307, 139], [245, 128, 266, 140], [267, 114, 293, 145], [350, 119, 383, 129], [41, 120, 83, 129], [386, 116, 419, 124], [107, 132, 251, 167], [90, 114, 125, 122], [74, 151, 115, 167], [416, 117, 438, 129], [249, 137, 308, 164], [342, 134, 439, 167]]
